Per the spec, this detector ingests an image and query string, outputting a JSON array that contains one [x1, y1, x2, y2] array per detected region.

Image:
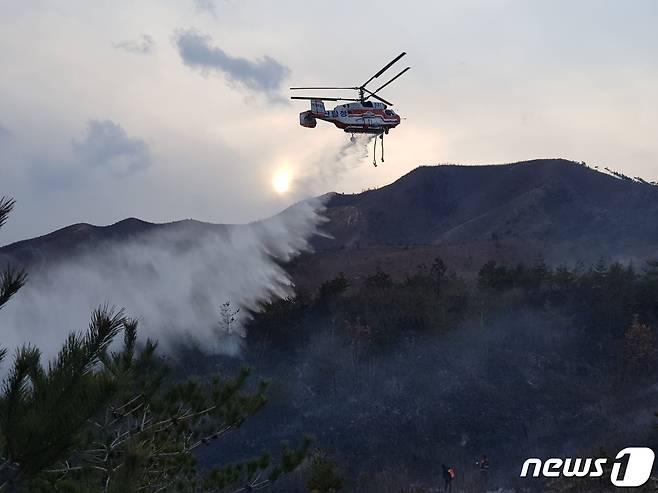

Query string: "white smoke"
[[293, 134, 375, 197], [1, 136, 375, 361], [1, 197, 326, 360]]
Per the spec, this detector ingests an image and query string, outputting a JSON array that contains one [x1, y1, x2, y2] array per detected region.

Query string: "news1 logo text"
[[520, 447, 655, 487]]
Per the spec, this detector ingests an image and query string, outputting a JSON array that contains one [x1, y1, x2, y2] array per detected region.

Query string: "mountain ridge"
[[318, 158, 658, 260], [2, 159, 657, 275]]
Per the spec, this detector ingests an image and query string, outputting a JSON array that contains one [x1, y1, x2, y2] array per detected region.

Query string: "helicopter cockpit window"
[[362, 101, 373, 107], [385, 110, 394, 116]]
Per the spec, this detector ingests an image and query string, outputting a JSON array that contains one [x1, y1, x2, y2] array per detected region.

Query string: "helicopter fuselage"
[[291, 51, 408, 165], [299, 100, 401, 135]]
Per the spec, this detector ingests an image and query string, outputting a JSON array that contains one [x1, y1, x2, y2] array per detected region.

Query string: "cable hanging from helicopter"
[[290, 52, 410, 167]]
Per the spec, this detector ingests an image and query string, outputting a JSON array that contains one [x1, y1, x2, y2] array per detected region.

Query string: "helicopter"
[[290, 52, 410, 166]]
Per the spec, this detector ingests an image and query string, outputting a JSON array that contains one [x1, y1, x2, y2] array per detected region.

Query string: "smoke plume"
[[293, 134, 375, 197], [0, 134, 377, 361], [1, 198, 326, 360]]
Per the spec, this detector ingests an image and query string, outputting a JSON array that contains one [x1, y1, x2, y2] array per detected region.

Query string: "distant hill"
[[2, 159, 657, 285], [318, 159, 658, 263], [0, 217, 230, 271]]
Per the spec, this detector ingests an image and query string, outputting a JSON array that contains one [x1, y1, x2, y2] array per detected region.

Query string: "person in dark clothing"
[[476, 454, 490, 488], [441, 464, 454, 491]]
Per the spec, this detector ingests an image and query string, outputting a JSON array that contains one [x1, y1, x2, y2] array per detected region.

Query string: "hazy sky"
[[1, 0, 657, 244]]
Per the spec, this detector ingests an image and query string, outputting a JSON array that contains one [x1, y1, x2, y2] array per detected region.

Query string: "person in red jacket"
[[441, 464, 455, 491]]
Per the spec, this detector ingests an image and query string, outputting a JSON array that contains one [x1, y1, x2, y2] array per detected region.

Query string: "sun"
[[272, 168, 292, 194]]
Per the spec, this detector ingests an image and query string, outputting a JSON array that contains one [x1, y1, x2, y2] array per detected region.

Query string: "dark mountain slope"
[[319, 159, 658, 262]]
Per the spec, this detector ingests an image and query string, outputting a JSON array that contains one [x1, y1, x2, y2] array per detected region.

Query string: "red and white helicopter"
[[291, 52, 410, 166]]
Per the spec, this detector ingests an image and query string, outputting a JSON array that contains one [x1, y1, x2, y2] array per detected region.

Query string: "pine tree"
[[0, 196, 27, 405], [0, 198, 26, 314], [1, 309, 310, 492]]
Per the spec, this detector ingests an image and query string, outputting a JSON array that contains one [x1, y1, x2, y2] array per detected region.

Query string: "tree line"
[[252, 256, 658, 374]]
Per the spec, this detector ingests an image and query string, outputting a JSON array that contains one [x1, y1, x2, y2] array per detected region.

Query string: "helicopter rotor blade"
[[291, 96, 359, 101], [290, 86, 358, 90], [362, 88, 393, 106], [369, 93, 394, 106], [361, 52, 406, 88], [368, 67, 410, 97]]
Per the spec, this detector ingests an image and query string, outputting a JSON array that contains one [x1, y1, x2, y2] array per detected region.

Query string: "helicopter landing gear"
[[372, 133, 385, 167], [350, 134, 356, 143], [379, 134, 384, 163]]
